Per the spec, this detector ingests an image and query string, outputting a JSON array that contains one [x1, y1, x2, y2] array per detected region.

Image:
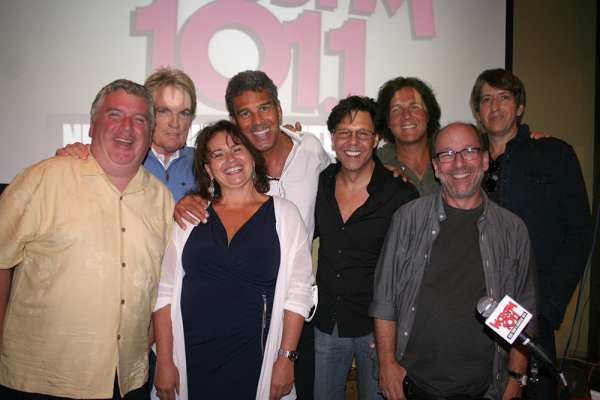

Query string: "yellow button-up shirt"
[[0, 155, 174, 398]]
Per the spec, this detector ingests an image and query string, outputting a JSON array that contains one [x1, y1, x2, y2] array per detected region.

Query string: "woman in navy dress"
[[152, 121, 315, 400]]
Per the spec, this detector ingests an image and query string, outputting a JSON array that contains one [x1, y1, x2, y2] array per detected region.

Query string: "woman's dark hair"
[[190, 120, 269, 201]]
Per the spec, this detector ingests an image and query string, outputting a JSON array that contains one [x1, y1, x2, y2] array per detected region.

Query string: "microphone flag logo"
[[484, 295, 532, 344]]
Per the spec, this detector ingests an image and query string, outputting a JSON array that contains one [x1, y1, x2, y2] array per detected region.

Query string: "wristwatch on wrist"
[[507, 370, 528, 386], [278, 349, 299, 362]]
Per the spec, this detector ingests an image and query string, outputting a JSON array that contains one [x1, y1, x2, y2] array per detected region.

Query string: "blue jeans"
[[314, 324, 383, 400]]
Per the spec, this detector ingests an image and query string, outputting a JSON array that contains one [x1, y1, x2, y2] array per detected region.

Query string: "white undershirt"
[[151, 147, 180, 170]]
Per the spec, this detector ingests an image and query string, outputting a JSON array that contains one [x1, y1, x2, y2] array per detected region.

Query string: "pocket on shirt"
[[499, 258, 518, 298], [521, 173, 554, 211]]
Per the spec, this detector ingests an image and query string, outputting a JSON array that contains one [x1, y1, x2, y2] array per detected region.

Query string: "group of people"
[[0, 65, 592, 400]]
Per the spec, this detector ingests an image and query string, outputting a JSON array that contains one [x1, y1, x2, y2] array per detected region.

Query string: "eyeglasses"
[[434, 147, 482, 163], [485, 160, 501, 193], [333, 129, 374, 140]]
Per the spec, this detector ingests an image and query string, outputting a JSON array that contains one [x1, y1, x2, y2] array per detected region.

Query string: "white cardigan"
[[151, 196, 317, 400]]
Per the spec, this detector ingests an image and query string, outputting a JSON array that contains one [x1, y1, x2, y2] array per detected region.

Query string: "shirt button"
[[121, 299, 125, 304], [432, 230, 436, 234], [121, 227, 126, 232], [337, 274, 340, 278], [117, 335, 121, 340], [338, 250, 341, 254], [411, 307, 415, 311], [342, 227, 345, 230], [404, 332, 408, 336], [337, 296, 340, 300], [121, 262, 126, 268], [120, 196, 123, 201], [424, 254, 427, 259]]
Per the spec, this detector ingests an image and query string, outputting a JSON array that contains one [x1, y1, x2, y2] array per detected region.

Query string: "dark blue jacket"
[[487, 124, 592, 326], [144, 146, 196, 202]]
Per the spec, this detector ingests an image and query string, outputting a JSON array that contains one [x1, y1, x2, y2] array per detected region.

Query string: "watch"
[[507, 370, 528, 386], [278, 349, 299, 362]]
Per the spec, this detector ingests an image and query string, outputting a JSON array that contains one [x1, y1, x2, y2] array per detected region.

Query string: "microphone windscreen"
[[477, 296, 498, 318]]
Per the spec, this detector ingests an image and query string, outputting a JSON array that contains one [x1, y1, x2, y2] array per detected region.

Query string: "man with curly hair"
[[375, 77, 442, 196]]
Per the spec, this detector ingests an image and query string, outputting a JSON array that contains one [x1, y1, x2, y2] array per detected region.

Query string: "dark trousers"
[[295, 320, 315, 400], [526, 315, 558, 400], [405, 377, 487, 400], [0, 375, 147, 400], [144, 351, 156, 399]]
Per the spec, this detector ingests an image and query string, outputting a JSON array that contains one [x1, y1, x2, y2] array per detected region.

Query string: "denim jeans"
[[314, 324, 383, 400]]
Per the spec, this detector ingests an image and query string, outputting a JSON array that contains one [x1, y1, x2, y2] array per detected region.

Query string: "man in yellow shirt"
[[0, 79, 175, 399]]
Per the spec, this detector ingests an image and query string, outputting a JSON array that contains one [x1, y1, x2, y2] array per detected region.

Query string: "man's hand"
[[379, 361, 407, 400], [282, 122, 303, 132], [384, 164, 412, 183], [269, 357, 294, 400], [174, 195, 210, 229], [56, 142, 90, 159], [154, 359, 180, 400], [530, 130, 551, 139]]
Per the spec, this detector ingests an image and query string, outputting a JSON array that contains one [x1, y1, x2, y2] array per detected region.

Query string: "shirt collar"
[[151, 147, 181, 169], [280, 125, 303, 145], [79, 154, 147, 196], [431, 187, 491, 223], [323, 154, 386, 196]]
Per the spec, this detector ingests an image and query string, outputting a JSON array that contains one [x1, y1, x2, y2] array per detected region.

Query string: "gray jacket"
[[369, 188, 538, 399]]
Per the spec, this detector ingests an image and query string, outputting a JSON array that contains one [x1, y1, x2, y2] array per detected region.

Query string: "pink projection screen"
[[0, 0, 506, 183]]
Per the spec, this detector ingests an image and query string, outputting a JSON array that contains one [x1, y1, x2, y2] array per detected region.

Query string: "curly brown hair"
[[190, 120, 270, 201], [376, 77, 441, 143]]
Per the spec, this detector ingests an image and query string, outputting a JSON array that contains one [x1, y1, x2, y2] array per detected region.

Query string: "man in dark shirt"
[[370, 123, 537, 400], [471, 69, 592, 400], [313, 96, 418, 399]]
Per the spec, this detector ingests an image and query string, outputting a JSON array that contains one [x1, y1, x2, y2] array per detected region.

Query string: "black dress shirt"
[[314, 155, 419, 337]]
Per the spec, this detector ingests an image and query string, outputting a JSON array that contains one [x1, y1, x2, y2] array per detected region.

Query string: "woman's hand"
[[269, 356, 294, 400], [154, 359, 180, 400]]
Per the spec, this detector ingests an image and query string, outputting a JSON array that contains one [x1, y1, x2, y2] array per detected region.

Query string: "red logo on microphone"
[[489, 301, 521, 329]]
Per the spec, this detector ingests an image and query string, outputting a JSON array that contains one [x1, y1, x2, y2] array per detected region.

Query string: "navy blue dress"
[[181, 197, 280, 399]]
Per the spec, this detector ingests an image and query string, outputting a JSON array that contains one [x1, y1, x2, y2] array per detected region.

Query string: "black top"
[[401, 200, 493, 399], [483, 124, 592, 325], [181, 197, 280, 399], [314, 155, 419, 337], [484, 153, 504, 204]]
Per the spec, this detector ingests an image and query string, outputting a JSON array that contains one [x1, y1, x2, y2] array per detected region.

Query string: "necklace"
[[268, 137, 286, 180]]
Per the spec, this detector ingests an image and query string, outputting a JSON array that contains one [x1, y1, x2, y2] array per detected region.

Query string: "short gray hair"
[[90, 79, 156, 131]]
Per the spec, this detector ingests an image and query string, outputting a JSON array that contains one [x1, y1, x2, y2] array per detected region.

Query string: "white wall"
[[0, 0, 507, 183]]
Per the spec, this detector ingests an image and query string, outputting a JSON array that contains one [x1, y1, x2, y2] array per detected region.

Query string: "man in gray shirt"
[[370, 123, 537, 400]]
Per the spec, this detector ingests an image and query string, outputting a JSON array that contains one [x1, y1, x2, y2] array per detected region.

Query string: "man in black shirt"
[[313, 96, 418, 399], [472, 69, 592, 400]]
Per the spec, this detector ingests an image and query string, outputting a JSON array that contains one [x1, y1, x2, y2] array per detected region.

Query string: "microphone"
[[477, 296, 567, 387]]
